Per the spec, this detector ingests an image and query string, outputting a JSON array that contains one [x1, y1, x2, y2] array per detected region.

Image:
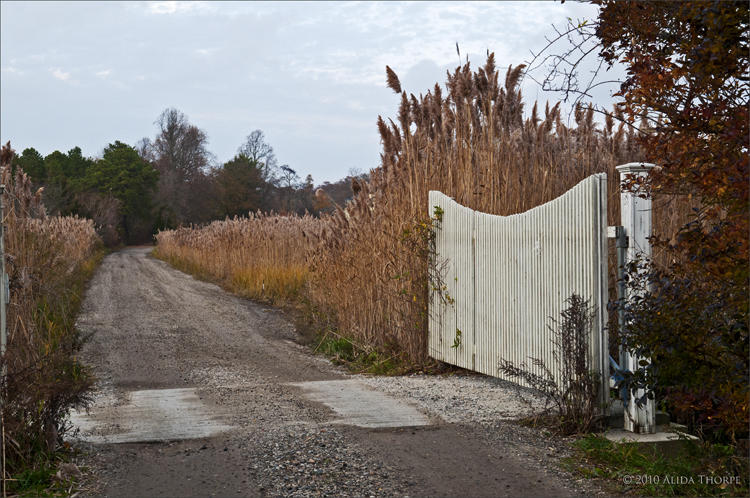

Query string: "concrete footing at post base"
[[605, 400, 698, 458]]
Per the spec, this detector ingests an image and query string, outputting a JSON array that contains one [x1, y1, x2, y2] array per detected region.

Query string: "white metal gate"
[[428, 174, 610, 408]]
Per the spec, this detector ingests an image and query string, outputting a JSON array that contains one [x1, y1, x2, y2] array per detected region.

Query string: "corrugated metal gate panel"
[[428, 174, 608, 405]]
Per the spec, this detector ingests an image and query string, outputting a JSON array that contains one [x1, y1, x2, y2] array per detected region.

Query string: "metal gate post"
[[617, 163, 656, 434]]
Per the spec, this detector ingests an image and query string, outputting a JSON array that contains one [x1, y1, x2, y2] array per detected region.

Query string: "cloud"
[[51, 68, 71, 81], [10, 54, 47, 64], [95, 69, 111, 77], [146, 1, 213, 15]]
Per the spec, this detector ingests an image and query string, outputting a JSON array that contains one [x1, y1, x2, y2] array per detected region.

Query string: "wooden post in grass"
[[617, 163, 656, 434]]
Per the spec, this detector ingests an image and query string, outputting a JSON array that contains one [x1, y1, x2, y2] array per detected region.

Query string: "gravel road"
[[70, 247, 607, 498]]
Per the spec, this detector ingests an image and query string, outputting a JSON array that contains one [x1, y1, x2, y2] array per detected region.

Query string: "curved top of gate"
[[429, 172, 607, 219]]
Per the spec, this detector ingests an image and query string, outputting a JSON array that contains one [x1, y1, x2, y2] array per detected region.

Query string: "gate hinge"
[[607, 226, 628, 248]]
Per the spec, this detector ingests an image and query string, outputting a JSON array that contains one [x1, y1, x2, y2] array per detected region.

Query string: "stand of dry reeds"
[[305, 54, 695, 362], [155, 212, 323, 305], [0, 143, 100, 487]]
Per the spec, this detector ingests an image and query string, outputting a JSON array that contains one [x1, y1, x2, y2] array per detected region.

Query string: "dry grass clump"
[[155, 212, 322, 305], [305, 54, 695, 362], [0, 142, 101, 480]]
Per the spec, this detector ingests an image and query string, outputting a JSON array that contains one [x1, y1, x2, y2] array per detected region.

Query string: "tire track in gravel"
[[72, 247, 600, 497]]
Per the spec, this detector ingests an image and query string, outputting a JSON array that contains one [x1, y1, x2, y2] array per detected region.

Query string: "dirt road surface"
[[70, 247, 604, 497]]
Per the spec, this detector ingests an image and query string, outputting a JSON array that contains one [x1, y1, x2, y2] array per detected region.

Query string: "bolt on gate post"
[[617, 163, 656, 434]]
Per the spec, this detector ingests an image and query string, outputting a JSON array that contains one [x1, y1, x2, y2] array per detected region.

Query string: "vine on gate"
[[392, 205, 456, 340]]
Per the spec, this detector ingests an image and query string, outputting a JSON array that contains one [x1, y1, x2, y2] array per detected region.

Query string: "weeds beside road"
[[565, 434, 748, 498], [0, 144, 103, 496]]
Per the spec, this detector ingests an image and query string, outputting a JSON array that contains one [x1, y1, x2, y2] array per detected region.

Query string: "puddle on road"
[[69, 388, 233, 444], [290, 380, 432, 428]]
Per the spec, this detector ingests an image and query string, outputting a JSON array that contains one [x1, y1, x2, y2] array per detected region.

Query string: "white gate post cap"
[[616, 162, 657, 175]]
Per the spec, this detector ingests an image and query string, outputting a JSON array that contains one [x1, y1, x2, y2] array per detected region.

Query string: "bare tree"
[[148, 108, 216, 224], [74, 192, 123, 246], [347, 166, 370, 182], [238, 130, 278, 184], [274, 165, 303, 214], [523, 15, 628, 125], [152, 108, 214, 180], [278, 165, 299, 189], [135, 137, 154, 162], [238, 130, 275, 165]]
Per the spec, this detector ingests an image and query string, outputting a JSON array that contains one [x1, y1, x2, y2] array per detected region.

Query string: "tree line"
[[11, 107, 362, 244]]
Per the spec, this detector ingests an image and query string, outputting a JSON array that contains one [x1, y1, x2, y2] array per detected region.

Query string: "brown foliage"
[[594, 0, 749, 439], [597, 0, 749, 276], [0, 142, 100, 469]]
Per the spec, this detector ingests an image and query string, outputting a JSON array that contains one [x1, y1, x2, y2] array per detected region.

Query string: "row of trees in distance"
[[11, 108, 362, 244]]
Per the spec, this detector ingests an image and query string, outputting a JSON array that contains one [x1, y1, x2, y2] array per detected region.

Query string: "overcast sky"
[[1, 1, 621, 184]]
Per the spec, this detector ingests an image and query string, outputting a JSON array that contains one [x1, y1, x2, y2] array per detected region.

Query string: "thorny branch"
[[523, 15, 648, 132]]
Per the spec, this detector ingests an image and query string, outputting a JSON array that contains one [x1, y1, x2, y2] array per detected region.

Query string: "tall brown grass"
[[306, 55, 695, 362], [155, 54, 696, 364], [0, 142, 100, 481], [155, 212, 323, 305]]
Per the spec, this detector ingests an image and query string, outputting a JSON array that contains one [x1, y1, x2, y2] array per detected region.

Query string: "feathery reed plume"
[[385, 65, 402, 94], [351, 177, 362, 197]]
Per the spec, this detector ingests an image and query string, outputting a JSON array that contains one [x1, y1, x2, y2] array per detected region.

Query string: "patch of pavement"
[[289, 380, 432, 428], [69, 388, 233, 444]]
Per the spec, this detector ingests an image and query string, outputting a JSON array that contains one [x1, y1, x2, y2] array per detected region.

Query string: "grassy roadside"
[[561, 433, 748, 498], [314, 333, 485, 377], [9, 445, 95, 498], [313, 332, 424, 375], [151, 248, 307, 308], [5, 247, 107, 498]]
